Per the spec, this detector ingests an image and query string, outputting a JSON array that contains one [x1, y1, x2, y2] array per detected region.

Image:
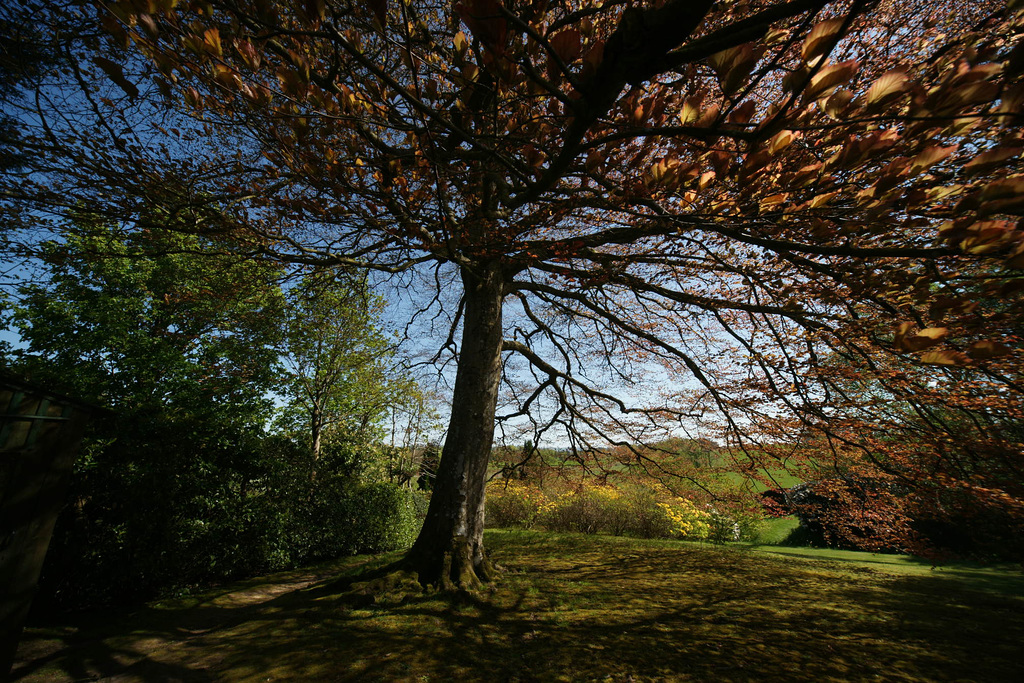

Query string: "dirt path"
[[11, 561, 359, 682]]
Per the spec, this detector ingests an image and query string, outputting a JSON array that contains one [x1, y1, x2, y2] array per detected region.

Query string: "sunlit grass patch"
[[13, 530, 1024, 682]]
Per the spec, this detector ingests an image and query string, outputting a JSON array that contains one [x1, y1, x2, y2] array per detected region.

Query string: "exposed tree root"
[[406, 534, 498, 592], [335, 567, 424, 608], [328, 536, 500, 607]]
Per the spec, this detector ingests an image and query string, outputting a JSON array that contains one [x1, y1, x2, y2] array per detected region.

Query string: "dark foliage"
[[764, 480, 1024, 561]]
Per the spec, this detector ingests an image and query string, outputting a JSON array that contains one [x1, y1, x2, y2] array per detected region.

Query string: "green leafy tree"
[[11, 222, 283, 410], [6, 218, 292, 604], [276, 271, 403, 478]]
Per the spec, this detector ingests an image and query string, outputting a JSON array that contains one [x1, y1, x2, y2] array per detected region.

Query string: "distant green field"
[[720, 466, 803, 492], [493, 440, 808, 498], [742, 543, 1024, 598], [758, 515, 802, 543]]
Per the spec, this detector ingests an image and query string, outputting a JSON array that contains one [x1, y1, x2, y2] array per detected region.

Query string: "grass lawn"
[[12, 530, 1024, 682]]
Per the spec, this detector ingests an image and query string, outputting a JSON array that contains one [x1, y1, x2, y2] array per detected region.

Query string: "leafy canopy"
[[3, 0, 1023, 552]]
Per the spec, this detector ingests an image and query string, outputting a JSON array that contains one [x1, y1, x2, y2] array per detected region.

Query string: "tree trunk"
[[310, 403, 322, 484], [403, 263, 504, 589]]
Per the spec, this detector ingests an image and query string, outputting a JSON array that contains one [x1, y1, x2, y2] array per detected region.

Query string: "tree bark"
[[310, 402, 322, 483], [403, 262, 504, 589]]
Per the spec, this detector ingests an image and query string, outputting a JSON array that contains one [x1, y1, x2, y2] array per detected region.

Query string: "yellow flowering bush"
[[536, 484, 712, 540], [485, 480, 547, 528], [657, 498, 712, 540], [485, 478, 754, 543], [539, 483, 624, 534]]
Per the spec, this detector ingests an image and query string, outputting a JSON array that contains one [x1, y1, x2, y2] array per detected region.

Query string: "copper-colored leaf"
[[708, 46, 741, 78], [946, 80, 1001, 109], [647, 158, 697, 191], [523, 144, 546, 168], [203, 28, 222, 56], [964, 147, 1023, 176], [925, 185, 962, 202], [211, 64, 238, 89], [287, 49, 311, 82], [727, 100, 756, 125], [646, 158, 671, 186], [979, 176, 1024, 202], [367, 0, 387, 26], [802, 19, 844, 61], [277, 67, 305, 98], [929, 296, 976, 320], [783, 66, 809, 94], [696, 103, 720, 127], [809, 191, 838, 209], [93, 57, 139, 99], [304, 0, 327, 21], [967, 340, 1013, 360], [959, 220, 1015, 254], [767, 130, 799, 155], [822, 88, 853, 118], [456, 0, 508, 54], [920, 349, 969, 365], [917, 327, 949, 340], [908, 144, 958, 176], [678, 95, 703, 125], [789, 162, 823, 187], [709, 44, 757, 97], [894, 321, 914, 348], [583, 39, 604, 73], [138, 13, 159, 38], [154, 76, 172, 100], [235, 40, 262, 71], [805, 60, 858, 100], [865, 69, 910, 109], [902, 327, 949, 352], [100, 12, 130, 48], [765, 27, 790, 46], [549, 29, 582, 64], [759, 193, 789, 212]]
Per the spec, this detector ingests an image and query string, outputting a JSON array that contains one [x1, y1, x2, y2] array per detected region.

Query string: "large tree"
[[3, 0, 1023, 584]]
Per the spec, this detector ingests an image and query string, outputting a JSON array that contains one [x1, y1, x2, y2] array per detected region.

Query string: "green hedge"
[[38, 434, 427, 610]]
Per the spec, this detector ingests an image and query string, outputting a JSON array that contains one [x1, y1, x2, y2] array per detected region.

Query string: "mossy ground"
[[12, 530, 1024, 682]]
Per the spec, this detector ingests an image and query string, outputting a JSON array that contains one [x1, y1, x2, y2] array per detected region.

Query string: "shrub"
[[486, 480, 546, 528], [616, 489, 673, 538], [346, 482, 422, 553], [38, 436, 426, 610], [657, 497, 712, 541], [733, 510, 769, 543], [764, 478, 1024, 560], [707, 511, 740, 544], [539, 484, 622, 534], [483, 479, 729, 544], [301, 480, 422, 561]]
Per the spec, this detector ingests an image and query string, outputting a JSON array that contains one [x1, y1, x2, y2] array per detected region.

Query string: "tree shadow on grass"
[[12, 535, 1024, 682], [10, 558, 380, 682]]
